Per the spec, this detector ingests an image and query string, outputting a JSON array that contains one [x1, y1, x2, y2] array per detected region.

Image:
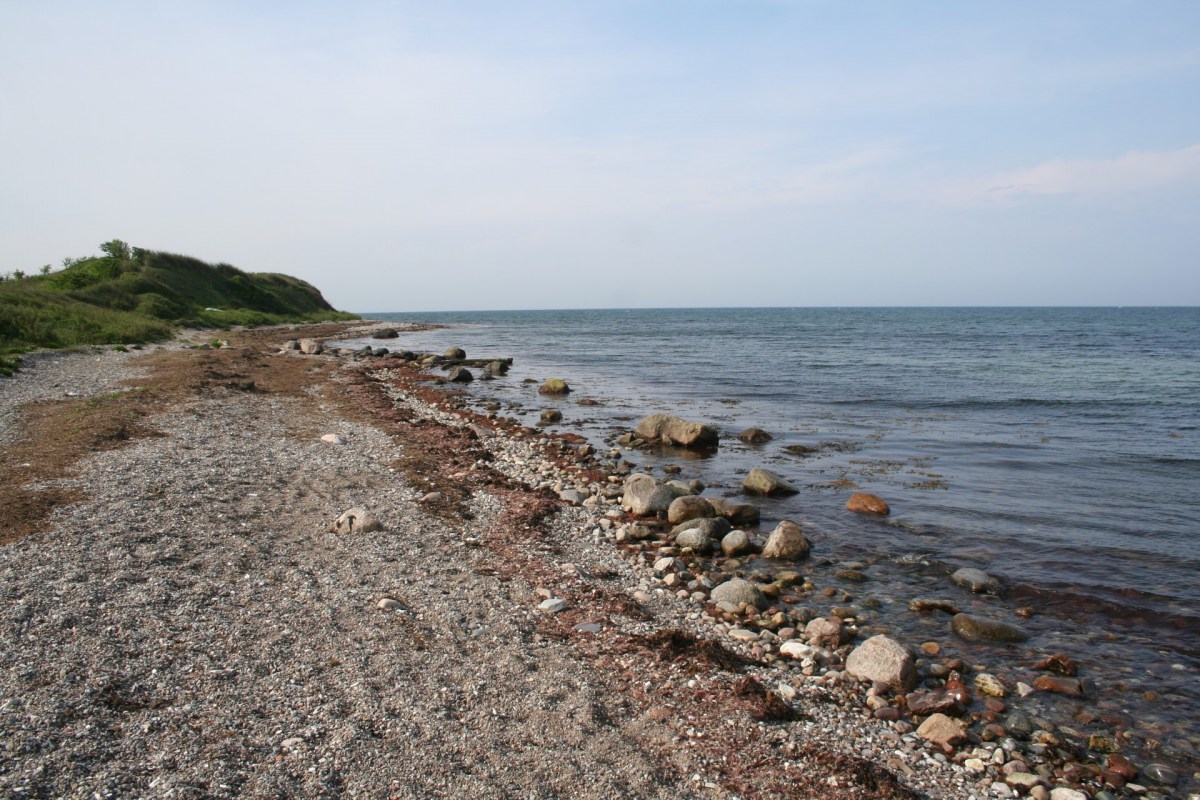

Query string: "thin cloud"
[[950, 144, 1200, 206]]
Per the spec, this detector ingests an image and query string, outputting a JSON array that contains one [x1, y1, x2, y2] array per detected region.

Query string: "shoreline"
[[0, 320, 1189, 799]]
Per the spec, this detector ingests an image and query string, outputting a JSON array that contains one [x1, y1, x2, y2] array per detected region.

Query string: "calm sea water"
[[352, 307, 1200, 759]]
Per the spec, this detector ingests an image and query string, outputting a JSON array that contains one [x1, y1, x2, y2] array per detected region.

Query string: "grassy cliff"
[[1, 241, 357, 371]]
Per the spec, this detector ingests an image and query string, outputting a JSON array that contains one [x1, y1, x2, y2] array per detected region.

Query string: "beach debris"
[[761, 520, 811, 560], [330, 506, 382, 534], [634, 413, 719, 449], [845, 492, 890, 515], [743, 467, 798, 496]]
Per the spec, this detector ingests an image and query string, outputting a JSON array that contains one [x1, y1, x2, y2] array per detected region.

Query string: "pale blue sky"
[[2, 0, 1197, 310]]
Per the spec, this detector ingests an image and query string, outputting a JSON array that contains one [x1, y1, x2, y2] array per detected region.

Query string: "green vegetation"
[[1, 240, 357, 371]]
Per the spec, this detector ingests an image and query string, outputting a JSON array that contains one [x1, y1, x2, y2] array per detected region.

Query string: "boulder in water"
[[845, 492, 890, 515], [743, 468, 798, 496], [951, 613, 1029, 643], [635, 413, 719, 449]]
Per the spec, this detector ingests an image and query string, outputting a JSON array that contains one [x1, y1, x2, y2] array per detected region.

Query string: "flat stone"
[[727, 628, 760, 643], [320, 433, 345, 444], [951, 613, 1029, 643], [1006, 773, 1042, 791], [975, 673, 1007, 697], [377, 598, 402, 611], [538, 598, 568, 613], [1032, 675, 1084, 696], [1049, 789, 1088, 800], [916, 712, 966, 748], [330, 506, 382, 534]]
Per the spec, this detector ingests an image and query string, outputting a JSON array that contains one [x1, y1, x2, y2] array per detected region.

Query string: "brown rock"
[[1033, 653, 1079, 676], [845, 492, 890, 515], [916, 713, 966, 749], [737, 427, 772, 444], [804, 617, 845, 649], [330, 506, 382, 534], [905, 689, 966, 717], [667, 495, 716, 526], [1033, 675, 1084, 696]]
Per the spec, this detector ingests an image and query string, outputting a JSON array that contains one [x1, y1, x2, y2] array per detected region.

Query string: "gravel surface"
[[0, 332, 993, 800]]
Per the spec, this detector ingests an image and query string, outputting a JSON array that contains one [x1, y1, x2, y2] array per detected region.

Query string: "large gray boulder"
[[710, 578, 766, 610], [674, 528, 715, 554], [635, 413, 719, 449], [743, 468, 799, 496], [622, 474, 675, 517], [298, 338, 323, 355], [845, 634, 918, 692], [761, 520, 811, 560]]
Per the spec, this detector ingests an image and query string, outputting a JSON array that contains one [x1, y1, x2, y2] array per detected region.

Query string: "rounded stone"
[[710, 578, 766, 610], [845, 634, 918, 692], [845, 492, 890, 515]]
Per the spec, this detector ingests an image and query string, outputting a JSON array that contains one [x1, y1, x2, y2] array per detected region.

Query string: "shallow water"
[[347, 307, 1200, 774]]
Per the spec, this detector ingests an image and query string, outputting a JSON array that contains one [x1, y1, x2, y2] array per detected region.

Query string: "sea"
[[343, 306, 1200, 773]]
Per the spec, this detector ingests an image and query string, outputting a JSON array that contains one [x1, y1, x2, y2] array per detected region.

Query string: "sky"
[[1, 0, 1198, 311]]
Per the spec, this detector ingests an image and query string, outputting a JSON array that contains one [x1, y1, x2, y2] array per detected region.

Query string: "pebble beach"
[[0, 321, 1194, 800]]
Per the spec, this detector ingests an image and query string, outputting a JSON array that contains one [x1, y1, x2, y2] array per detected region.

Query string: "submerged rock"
[[737, 427, 772, 444], [539, 409, 562, 424], [635, 413, 719, 449], [743, 468, 798, 496], [951, 613, 1030, 643], [951, 567, 1000, 594]]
